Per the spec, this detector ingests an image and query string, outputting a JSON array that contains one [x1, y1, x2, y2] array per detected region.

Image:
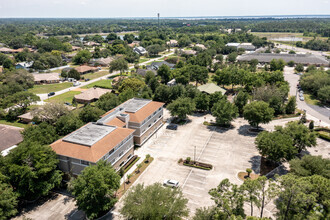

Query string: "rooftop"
[[119, 98, 151, 113], [63, 123, 115, 147], [74, 87, 111, 102], [0, 125, 23, 153], [75, 65, 98, 73], [33, 73, 60, 82], [198, 83, 226, 95]]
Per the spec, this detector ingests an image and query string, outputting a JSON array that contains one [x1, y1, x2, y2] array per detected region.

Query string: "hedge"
[[124, 156, 140, 173], [183, 163, 212, 170]]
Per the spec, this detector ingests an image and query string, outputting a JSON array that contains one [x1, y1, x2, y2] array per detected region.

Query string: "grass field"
[[46, 91, 81, 104], [28, 82, 73, 94], [139, 58, 149, 63], [81, 79, 112, 89], [80, 70, 109, 81], [304, 93, 321, 106], [0, 120, 30, 129], [251, 32, 328, 42]]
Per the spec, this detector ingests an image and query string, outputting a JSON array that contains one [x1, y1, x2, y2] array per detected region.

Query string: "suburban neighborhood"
[[0, 2, 329, 220]]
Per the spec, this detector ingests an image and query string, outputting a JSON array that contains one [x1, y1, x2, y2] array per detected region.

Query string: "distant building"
[[133, 46, 147, 55], [0, 125, 23, 156], [74, 87, 112, 104], [167, 40, 178, 47], [237, 53, 330, 66], [194, 44, 207, 50], [75, 65, 98, 74], [33, 73, 60, 84], [226, 43, 256, 51], [84, 41, 101, 47], [167, 78, 176, 87], [128, 41, 140, 48], [198, 83, 226, 95], [16, 61, 34, 70]]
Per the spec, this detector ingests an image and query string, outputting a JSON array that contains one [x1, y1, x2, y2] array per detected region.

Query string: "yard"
[[80, 70, 109, 80], [46, 91, 81, 104], [28, 82, 73, 94], [80, 79, 112, 89], [303, 93, 321, 106], [0, 119, 30, 129]]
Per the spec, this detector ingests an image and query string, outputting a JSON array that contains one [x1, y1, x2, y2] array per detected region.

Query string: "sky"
[[0, 0, 329, 18]]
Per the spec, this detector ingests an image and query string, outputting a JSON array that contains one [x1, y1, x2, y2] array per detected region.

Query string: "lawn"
[[304, 93, 321, 106], [0, 120, 30, 129], [81, 79, 112, 89], [80, 70, 109, 81], [28, 82, 73, 94], [46, 91, 81, 104], [139, 58, 150, 63]]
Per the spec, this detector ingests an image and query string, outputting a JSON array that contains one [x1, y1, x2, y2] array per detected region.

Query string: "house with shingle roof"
[[74, 87, 112, 104], [33, 73, 60, 84], [198, 83, 227, 95], [0, 125, 23, 156], [75, 65, 98, 74]]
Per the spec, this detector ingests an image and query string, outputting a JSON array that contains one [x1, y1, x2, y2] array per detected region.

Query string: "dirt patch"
[[73, 88, 88, 92], [237, 172, 260, 181]]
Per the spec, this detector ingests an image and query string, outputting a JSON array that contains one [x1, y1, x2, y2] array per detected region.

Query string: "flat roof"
[[63, 123, 115, 147], [119, 98, 151, 113]]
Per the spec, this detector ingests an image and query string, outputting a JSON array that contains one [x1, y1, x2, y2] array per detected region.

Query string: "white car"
[[300, 96, 305, 101], [163, 179, 179, 188]]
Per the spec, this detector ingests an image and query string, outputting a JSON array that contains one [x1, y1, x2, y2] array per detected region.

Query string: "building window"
[[120, 161, 125, 167], [148, 124, 151, 127], [119, 151, 124, 157], [109, 149, 114, 156], [159, 114, 162, 118], [81, 160, 89, 166]]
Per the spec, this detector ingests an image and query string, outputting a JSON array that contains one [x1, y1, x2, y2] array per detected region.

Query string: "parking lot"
[[113, 112, 329, 218]]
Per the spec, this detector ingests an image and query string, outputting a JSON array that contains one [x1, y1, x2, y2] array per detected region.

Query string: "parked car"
[[299, 93, 304, 97], [300, 96, 305, 101], [163, 179, 179, 188], [166, 124, 178, 130], [73, 81, 81, 86], [64, 102, 72, 106], [48, 92, 55, 96], [85, 78, 90, 82]]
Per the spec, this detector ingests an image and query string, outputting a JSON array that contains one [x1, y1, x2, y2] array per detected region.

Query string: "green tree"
[[318, 85, 330, 104], [287, 61, 295, 67], [157, 64, 171, 83], [120, 183, 189, 220], [106, 33, 118, 41], [109, 58, 128, 75], [118, 77, 146, 93], [31, 102, 70, 124], [73, 50, 92, 65], [55, 113, 84, 136], [194, 92, 210, 111], [285, 96, 296, 114], [275, 121, 317, 153], [167, 97, 196, 120], [5, 142, 62, 200], [0, 181, 18, 220], [243, 101, 274, 128], [95, 92, 120, 111], [275, 174, 330, 220], [193, 207, 218, 220], [255, 131, 297, 162], [227, 52, 238, 63], [242, 179, 260, 216], [190, 65, 209, 86], [2, 91, 40, 110], [118, 88, 135, 103], [153, 84, 170, 103], [22, 122, 58, 145], [270, 59, 286, 71], [68, 69, 81, 80], [289, 155, 330, 178], [295, 64, 304, 72], [211, 99, 238, 126], [69, 161, 120, 219], [146, 44, 165, 56], [79, 105, 105, 123], [209, 178, 245, 218], [234, 91, 249, 116]]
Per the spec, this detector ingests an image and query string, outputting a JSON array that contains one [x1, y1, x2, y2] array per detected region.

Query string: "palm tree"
[[136, 163, 142, 173]]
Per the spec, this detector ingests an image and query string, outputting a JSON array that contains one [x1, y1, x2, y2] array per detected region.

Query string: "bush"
[[186, 157, 191, 163]]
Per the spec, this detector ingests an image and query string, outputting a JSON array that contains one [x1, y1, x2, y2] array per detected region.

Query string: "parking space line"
[[183, 191, 202, 198], [184, 184, 205, 191], [187, 178, 205, 184]]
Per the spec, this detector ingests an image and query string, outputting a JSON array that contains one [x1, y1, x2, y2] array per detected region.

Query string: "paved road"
[[38, 51, 174, 101], [284, 67, 330, 127]]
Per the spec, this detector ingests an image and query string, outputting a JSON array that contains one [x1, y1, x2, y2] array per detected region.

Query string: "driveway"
[[284, 67, 330, 126]]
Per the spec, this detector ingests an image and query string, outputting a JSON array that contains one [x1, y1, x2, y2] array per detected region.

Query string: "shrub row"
[[183, 160, 213, 170], [123, 156, 140, 173]]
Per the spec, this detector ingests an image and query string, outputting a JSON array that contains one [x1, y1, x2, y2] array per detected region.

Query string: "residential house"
[[136, 68, 157, 77], [33, 73, 60, 84], [71, 46, 82, 51], [74, 87, 112, 104], [84, 41, 101, 47], [167, 40, 178, 47], [198, 83, 227, 95], [0, 125, 23, 156], [128, 41, 140, 48], [75, 65, 98, 74], [16, 61, 34, 70], [237, 53, 330, 66], [147, 61, 175, 70], [167, 78, 177, 87], [89, 57, 113, 67], [133, 46, 147, 55], [195, 44, 207, 50]]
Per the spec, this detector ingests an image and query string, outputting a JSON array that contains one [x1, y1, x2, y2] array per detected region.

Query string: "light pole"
[[194, 146, 196, 164]]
